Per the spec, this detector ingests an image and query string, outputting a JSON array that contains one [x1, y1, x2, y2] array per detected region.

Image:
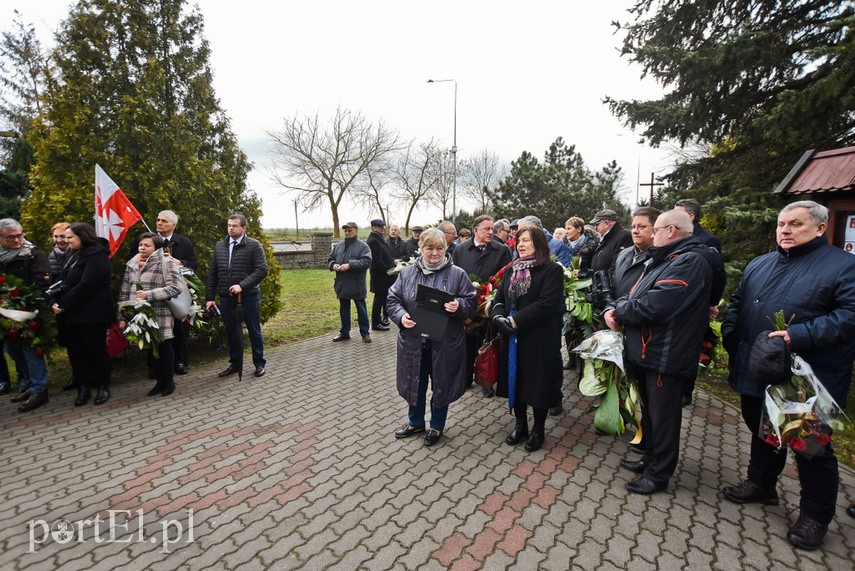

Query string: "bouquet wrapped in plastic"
[[575, 330, 639, 437], [761, 355, 848, 459]]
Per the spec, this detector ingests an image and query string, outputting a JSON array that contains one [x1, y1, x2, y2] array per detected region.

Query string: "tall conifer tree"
[[24, 0, 280, 319]]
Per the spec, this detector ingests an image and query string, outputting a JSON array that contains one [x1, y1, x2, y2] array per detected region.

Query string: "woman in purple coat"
[[387, 228, 477, 447]]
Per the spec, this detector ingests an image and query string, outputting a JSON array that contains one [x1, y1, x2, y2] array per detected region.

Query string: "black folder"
[[410, 284, 455, 342]]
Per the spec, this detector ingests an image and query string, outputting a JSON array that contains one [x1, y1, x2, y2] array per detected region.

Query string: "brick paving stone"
[[2, 330, 854, 570]]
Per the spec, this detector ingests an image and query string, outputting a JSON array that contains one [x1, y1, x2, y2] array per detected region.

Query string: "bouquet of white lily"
[[119, 299, 163, 357]]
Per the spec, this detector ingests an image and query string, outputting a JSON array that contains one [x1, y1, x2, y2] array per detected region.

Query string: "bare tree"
[[266, 107, 400, 237], [352, 151, 395, 222], [429, 150, 455, 219], [395, 139, 442, 233], [461, 150, 507, 213], [0, 11, 47, 153]]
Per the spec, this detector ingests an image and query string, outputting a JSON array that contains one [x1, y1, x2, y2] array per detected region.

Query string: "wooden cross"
[[638, 172, 664, 207]]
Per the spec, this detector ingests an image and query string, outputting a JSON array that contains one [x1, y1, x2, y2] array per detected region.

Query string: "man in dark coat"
[[403, 226, 423, 260], [613, 207, 660, 298], [589, 209, 633, 274], [721, 200, 855, 551], [328, 222, 372, 343], [452, 214, 512, 397], [0, 218, 52, 412], [156, 210, 197, 375], [205, 214, 268, 378], [674, 198, 727, 405], [604, 209, 720, 495], [366, 219, 395, 330]]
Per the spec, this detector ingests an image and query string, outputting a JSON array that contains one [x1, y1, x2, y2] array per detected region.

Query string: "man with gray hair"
[[604, 209, 721, 495], [0, 218, 52, 412], [155, 210, 197, 375], [437, 220, 457, 256], [492, 219, 511, 249], [721, 200, 855, 550], [518, 216, 572, 266]]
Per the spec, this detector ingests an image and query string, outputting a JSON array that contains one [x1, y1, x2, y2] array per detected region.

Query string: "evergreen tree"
[[607, 0, 855, 281], [0, 11, 48, 219], [24, 0, 280, 320], [490, 138, 628, 231]]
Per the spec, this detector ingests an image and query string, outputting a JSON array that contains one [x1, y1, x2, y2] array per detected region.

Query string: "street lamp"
[[427, 79, 457, 224]]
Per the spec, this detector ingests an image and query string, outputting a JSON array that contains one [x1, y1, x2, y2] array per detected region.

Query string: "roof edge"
[[774, 149, 816, 194]]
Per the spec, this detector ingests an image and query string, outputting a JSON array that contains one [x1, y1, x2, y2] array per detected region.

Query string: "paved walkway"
[[1, 329, 853, 570]]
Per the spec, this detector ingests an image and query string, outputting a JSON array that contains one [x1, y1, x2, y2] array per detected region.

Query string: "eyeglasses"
[[651, 225, 674, 234], [0, 233, 24, 241], [442, 230, 455, 235]]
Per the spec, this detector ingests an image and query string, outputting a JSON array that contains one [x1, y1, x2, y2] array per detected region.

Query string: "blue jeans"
[[339, 298, 369, 337], [408, 341, 449, 431], [220, 292, 265, 368], [6, 344, 47, 394]]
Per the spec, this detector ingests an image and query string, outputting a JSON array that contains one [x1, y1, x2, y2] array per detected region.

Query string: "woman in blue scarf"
[[492, 226, 565, 452]]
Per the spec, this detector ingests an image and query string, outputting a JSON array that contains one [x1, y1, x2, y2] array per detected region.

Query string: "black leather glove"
[[493, 315, 516, 335]]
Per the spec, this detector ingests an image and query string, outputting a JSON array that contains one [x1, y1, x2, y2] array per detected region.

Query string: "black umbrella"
[[232, 292, 246, 381]]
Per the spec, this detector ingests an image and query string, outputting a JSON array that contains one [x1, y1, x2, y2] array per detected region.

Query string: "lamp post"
[[427, 79, 457, 224]]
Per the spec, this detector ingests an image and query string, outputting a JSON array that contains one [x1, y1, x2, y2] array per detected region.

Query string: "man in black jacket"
[[674, 198, 727, 405], [366, 219, 395, 330], [452, 215, 512, 396], [156, 210, 197, 375], [604, 209, 720, 495], [205, 214, 268, 378], [0, 218, 52, 412], [589, 209, 632, 274]]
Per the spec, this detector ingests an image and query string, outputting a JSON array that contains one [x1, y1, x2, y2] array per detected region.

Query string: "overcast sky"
[[11, 1, 675, 229]]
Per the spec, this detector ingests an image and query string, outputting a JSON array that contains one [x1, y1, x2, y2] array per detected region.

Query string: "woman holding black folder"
[[387, 228, 477, 447], [491, 226, 564, 452]]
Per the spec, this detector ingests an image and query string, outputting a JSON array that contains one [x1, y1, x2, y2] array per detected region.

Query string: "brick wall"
[[273, 232, 334, 269]]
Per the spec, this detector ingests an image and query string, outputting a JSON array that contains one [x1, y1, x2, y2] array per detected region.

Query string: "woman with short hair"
[[387, 228, 477, 447], [119, 232, 182, 397]]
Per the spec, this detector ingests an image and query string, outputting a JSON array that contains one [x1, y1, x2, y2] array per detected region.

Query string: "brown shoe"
[[18, 390, 48, 413], [362, 335, 372, 343]]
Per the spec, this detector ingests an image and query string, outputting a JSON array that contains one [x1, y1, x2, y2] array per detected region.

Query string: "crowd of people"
[[3, 196, 853, 551], [1, 211, 268, 411], [336, 199, 852, 551]]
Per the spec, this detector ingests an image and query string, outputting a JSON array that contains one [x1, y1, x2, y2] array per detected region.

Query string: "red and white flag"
[[95, 164, 143, 257]]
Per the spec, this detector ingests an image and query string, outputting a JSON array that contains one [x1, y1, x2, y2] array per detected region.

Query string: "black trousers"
[[171, 319, 189, 367], [66, 323, 111, 390], [632, 365, 684, 486], [741, 394, 839, 524], [371, 287, 389, 327], [153, 341, 175, 387]]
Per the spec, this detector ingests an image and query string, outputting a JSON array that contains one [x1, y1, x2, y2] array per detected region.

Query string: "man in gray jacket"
[[205, 214, 268, 378], [328, 222, 373, 343]]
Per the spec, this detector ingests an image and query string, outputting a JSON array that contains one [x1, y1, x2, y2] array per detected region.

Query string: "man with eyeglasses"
[[0, 218, 52, 412], [438, 220, 457, 256], [604, 209, 721, 495], [452, 214, 512, 396], [674, 198, 726, 406], [614, 207, 661, 297]]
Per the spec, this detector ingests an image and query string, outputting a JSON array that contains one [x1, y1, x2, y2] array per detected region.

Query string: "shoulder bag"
[[161, 258, 192, 320]]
